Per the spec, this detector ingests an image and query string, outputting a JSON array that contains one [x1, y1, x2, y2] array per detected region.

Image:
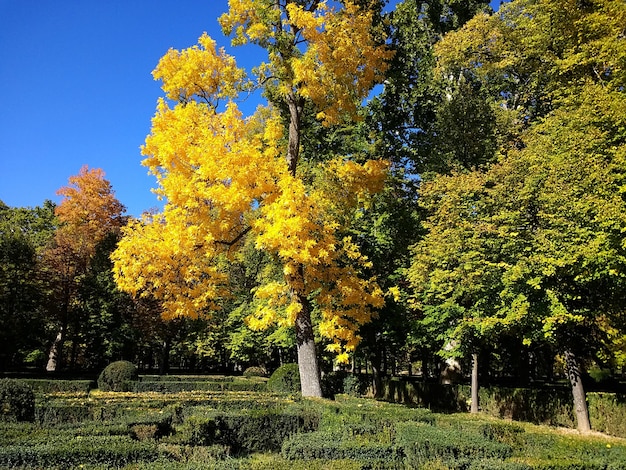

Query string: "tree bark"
[[471, 352, 479, 413], [294, 293, 323, 397], [46, 328, 65, 372], [565, 349, 591, 432]]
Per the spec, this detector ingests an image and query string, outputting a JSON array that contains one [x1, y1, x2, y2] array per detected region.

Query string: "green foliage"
[[0, 435, 159, 468], [98, 360, 139, 392], [22, 379, 94, 395], [396, 421, 512, 467], [0, 379, 35, 422], [0, 201, 56, 369], [281, 429, 401, 462], [132, 378, 266, 393], [178, 407, 320, 454], [242, 366, 267, 378], [266, 363, 300, 394]]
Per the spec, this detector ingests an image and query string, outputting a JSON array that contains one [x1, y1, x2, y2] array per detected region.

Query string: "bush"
[[0, 379, 35, 422], [98, 360, 139, 392], [22, 379, 94, 395], [0, 435, 159, 468], [180, 407, 320, 454], [281, 429, 401, 463], [395, 422, 512, 468], [267, 364, 300, 394], [243, 366, 267, 378]]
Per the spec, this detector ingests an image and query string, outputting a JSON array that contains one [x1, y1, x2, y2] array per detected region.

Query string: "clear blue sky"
[[0, 0, 503, 217]]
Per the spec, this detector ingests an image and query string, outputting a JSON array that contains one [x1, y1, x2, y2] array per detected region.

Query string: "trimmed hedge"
[[21, 379, 95, 395], [281, 429, 401, 462], [243, 367, 267, 378], [179, 407, 321, 454], [267, 363, 300, 394], [0, 378, 35, 422], [0, 435, 160, 468], [138, 375, 235, 383], [98, 360, 138, 392], [395, 421, 512, 467], [132, 379, 267, 393], [375, 377, 626, 438]]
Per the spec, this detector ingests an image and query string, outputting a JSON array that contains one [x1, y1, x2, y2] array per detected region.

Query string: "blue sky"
[[0, 0, 503, 217]]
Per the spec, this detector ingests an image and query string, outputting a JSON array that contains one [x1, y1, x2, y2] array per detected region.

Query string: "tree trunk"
[[565, 349, 591, 432], [295, 295, 322, 397], [286, 95, 304, 175], [369, 348, 383, 398], [46, 326, 65, 372], [471, 352, 479, 413]]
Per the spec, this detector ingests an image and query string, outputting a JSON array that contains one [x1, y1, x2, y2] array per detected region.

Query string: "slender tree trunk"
[[471, 352, 479, 413], [565, 349, 591, 432], [46, 326, 65, 372], [286, 95, 304, 175], [370, 348, 383, 398]]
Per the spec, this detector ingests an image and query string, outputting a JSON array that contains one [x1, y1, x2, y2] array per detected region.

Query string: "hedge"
[[132, 379, 267, 394], [395, 421, 512, 468], [21, 379, 95, 395], [281, 430, 401, 463], [374, 377, 626, 438], [0, 435, 160, 468], [178, 407, 321, 454]]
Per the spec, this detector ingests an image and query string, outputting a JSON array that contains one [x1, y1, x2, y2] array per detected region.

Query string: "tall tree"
[[44, 166, 126, 371], [410, 0, 626, 427], [112, 1, 392, 396], [0, 201, 57, 369]]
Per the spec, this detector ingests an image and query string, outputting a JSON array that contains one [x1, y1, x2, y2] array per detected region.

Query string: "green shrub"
[[243, 366, 267, 378], [180, 407, 320, 454], [35, 402, 91, 425], [588, 392, 626, 438], [281, 429, 401, 463], [469, 459, 532, 469], [267, 363, 300, 394], [0, 379, 35, 422], [22, 379, 94, 395], [98, 360, 139, 392], [479, 422, 525, 446], [343, 374, 365, 397], [395, 421, 512, 467], [0, 435, 160, 468]]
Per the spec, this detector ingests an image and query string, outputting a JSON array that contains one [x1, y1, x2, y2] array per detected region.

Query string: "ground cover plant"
[[2, 376, 626, 469]]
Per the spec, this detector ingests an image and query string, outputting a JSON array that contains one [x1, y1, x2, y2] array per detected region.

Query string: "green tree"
[[410, 0, 626, 428], [0, 201, 57, 369], [410, 82, 626, 429]]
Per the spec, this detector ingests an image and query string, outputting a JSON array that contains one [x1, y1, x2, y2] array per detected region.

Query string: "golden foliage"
[[113, 2, 391, 359]]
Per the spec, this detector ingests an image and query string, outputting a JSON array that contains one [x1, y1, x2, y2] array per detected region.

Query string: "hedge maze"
[[2, 375, 626, 469]]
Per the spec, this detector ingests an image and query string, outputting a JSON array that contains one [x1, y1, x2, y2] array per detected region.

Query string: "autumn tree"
[[44, 166, 126, 371], [112, 1, 392, 396]]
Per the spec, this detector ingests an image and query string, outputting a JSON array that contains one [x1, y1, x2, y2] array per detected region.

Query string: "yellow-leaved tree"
[[112, 0, 392, 396]]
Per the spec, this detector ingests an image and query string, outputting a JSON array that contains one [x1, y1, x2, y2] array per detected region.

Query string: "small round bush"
[[98, 360, 138, 392], [243, 366, 267, 378], [266, 363, 300, 393], [0, 378, 35, 422]]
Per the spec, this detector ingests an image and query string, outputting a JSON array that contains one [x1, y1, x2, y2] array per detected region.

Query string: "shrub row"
[[139, 375, 235, 383], [0, 435, 160, 468], [375, 377, 626, 438], [132, 380, 267, 393], [21, 379, 95, 395], [396, 421, 512, 467]]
